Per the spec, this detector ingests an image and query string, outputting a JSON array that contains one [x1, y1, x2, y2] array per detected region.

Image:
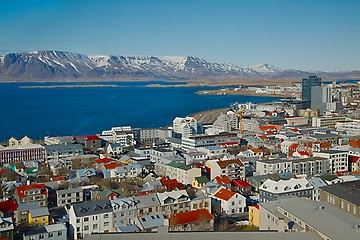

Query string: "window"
[[104, 222, 109, 227], [58, 231, 63, 236], [84, 217, 89, 222], [104, 214, 109, 219], [49, 232, 53, 238], [77, 227, 80, 232], [84, 225, 89, 231], [93, 224, 98, 229], [39, 234, 44, 239]]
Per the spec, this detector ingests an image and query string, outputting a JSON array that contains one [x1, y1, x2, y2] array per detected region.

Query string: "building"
[[56, 188, 84, 207], [255, 157, 330, 176], [22, 223, 67, 240], [259, 197, 360, 240], [0, 217, 14, 240], [312, 116, 348, 128], [173, 117, 200, 138], [15, 183, 48, 207], [69, 200, 114, 240], [248, 205, 259, 227], [311, 86, 332, 115], [181, 133, 239, 152], [313, 150, 348, 174], [208, 159, 245, 181], [111, 197, 137, 227], [169, 209, 214, 231], [0, 144, 46, 164], [28, 207, 50, 225], [165, 162, 202, 185], [100, 126, 134, 146], [336, 120, 360, 136], [133, 194, 161, 217], [212, 187, 246, 214], [139, 128, 171, 145], [45, 144, 84, 162], [301, 75, 321, 108], [319, 180, 360, 218], [259, 178, 313, 202], [157, 190, 191, 217]]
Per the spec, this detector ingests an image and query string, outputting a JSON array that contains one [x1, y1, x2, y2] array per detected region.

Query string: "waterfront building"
[[0, 144, 46, 164], [173, 117, 200, 138], [181, 132, 239, 151]]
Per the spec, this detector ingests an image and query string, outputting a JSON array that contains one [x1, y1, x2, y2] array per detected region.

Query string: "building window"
[[104, 222, 109, 227], [93, 224, 98, 229], [39, 234, 44, 239], [84, 217, 89, 222], [58, 231, 63, 236], [49, 232, 53, 238], [104, 214, 109, 219], [84, 225, 89, 231]]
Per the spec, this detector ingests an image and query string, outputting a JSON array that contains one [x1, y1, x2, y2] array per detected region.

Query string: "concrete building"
[[111, 197, 137, 227], [23, 223, 67, 240], [56, 188, 84, 207], [313, 150, 348, 174], [312, 116, 348, 128], [173, 117, 200, 138], [181, 133, 239, 152], [259, 178, 313, 202], [157, 190, 191, 217], [69, 200, 114, 240], [336, 120, 360, 136], [212, 187, 246, 214], [208, 159, 245, 181], [319, 180, 360, 218], [259, 197, 360, 240], [311, 86, 332, 115], [45, 144, 84, 162], [165, 162, 202, 185], [15, 183, 48, 207], [0, 144, 46, 164]]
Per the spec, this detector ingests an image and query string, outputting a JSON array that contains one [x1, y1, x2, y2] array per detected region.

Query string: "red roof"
[[259, 124, 284, 132], [86, 135, 101, 141], [289, 143, 300, 150], [0, 200, 17, 212], [350, 155, 360, 163], [96, 158, 114, 164], [349, 140, 360, 148], [297, 151, 310, 156], [253, 204, 259, 209], [193, 162, 204, 168], [51, 176, 65, 181], [160, 177, 184, 191], [170, 209, 214, 225], [216, 159, 244, 169], [232, 179, 251, 188], [250, 148, 263, 153], [16, 183, 47, 198], [104, 162, 119, 169], [214, 175, 231, 185], [214, 188, 236, 201], [258, 135, 268, 140]]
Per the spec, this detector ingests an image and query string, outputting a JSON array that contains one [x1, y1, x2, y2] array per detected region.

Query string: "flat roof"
[[319, 180, 360, 206]]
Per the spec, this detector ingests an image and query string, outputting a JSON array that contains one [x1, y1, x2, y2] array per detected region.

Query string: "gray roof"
[[137, 213, 164, 230], [29, 207, 49, 217], [71, 200, 113, 217], [307, 177, 328, 189], [83, 231, 320, 240], [133, 193, 160, 209], [23, 226, 47, 236], [44, 223, 67, 232], [260, 197, 360, 240], [258, 157, 327, 164], [115, 223, 139, 233], [310, 133, 340, 138], [17, 202, 41, 212], [45, 143, 84, 154], [319, 180, 360, 206]]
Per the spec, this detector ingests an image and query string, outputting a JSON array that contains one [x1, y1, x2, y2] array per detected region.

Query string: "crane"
[[237, 105, 244, 135]]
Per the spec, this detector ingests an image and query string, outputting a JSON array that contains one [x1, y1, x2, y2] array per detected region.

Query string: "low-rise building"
[[165, 162, 202, 185], [56, 188, 84, 206], [69, 200, 114, 240], [313, 150, 348, 174], [0, 144, 46, 164], [15, 183, 48, 207], [169, 209, 214, 231], [209, 159, 245, 181], [28, 207, 50, 225], [23, 223, 67, 240], [45, 144, 84, 162], [157, 190, 191, 217], [259, 178, 313, 202], [181, 133, 239, 152], [212, 187, 246, 214]]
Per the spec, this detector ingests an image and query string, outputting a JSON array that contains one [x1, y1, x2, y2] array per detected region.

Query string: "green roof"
[[167, 162, 191, 171], [320, 175, 338, 181], [195, 176, 209, 184]]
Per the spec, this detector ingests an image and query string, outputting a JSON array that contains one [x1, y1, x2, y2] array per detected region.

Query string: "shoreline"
[[19, 84, 119, 89]]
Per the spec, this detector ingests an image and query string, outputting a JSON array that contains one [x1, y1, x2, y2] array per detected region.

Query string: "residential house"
[[169, 208, 214, 231], [15, 183, 48, 207], [232, 179, 252, 195], [248, 204, 259, 227], [212, 187, 246, 215], [28, 207, 50, 225], [0, 217, 14, 240], [23, 223, 67, 240], [192, 176, 210, 189], [209, 159, 245, 181], [56, 188, 84, 207], [133, 213, 164, 232], [157, 190, 191, 217], [165, 162, 202, 185], [111, 197, 137, 227], [307, 177, 327, 201], [133, 194, 161, 217], [69, 200, 114, 240], [84, 135, 102, 152], [15, 202, 41, 225], [74, 168, 97, 178]]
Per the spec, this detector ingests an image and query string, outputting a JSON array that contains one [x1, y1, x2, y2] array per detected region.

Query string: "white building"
[[313, 150, 348, 174], [173, 117, 199, 138], [212, 187, 246, 214], [165, 162, 202, 185], [208, 159, 245, 181], [100, 126, 134, 146], [56, 188, 83, 207], [157, 190, 191, 217], [111, 197, 137, 227], [69, 200, 114, 240], [259, 178, 314, 202], [336, 120, 360, 136], [181, 133, 239, 152]]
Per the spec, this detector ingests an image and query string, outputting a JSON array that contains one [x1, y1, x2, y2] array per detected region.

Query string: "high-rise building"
[[311, 85, 332, 114], [301, 76, 321, 109]]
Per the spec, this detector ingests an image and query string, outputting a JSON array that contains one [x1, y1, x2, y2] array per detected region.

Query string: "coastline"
[[19, 84, 119, 89]]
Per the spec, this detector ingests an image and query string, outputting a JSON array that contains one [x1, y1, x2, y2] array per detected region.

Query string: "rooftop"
[[319, 180, 360, 206]]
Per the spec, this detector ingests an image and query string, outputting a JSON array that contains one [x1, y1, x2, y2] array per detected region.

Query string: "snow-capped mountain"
[[0, 50, 358, 81]]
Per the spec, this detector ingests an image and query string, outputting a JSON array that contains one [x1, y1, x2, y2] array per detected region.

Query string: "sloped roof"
[[0, 200, 17, 212], [16, 183, 47, 198], [214, 176, 231, 185], [170, 208, 214, 225], [232, 179, 251, 188], [214, 188, 236, 201], [160, 177, 185, 191], [217, 159, 244, 169]]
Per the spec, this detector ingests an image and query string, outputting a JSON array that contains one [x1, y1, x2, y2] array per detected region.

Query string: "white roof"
[[260, 178, 313, 193]]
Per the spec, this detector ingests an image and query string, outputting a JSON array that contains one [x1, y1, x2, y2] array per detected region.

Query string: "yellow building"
[[28, 208, 49, 225], [192, 176, 209, 189], [249, 205, 259, 227]]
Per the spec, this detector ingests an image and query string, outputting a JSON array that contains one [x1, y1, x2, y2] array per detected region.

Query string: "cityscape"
[[1, 1, 360, 240]]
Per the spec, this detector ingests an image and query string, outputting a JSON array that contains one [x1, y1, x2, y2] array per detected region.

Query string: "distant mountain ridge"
[[0, 50, 358, 81]]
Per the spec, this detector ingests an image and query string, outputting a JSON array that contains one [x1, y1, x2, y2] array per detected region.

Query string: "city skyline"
[[1, 0, 360, 71]]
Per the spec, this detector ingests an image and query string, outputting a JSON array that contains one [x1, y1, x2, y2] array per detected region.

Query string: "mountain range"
[[0, 50, 359, 82]]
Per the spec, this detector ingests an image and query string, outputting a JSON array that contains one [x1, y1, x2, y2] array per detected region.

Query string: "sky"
[[0, 0, 359, 71]]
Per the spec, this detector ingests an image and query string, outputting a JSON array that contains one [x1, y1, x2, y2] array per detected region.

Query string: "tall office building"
[[311, 86, 332, 115], [301, 75, 321, 109]]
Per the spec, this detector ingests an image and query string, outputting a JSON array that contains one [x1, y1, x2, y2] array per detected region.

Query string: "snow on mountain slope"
[[247, 64, 281, 74]]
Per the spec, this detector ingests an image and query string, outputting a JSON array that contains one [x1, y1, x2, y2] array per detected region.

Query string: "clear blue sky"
[[0, 0, 359, 71]]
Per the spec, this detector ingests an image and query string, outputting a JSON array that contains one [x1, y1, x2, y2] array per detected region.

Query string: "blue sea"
[[0, 81, 280, 141]]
